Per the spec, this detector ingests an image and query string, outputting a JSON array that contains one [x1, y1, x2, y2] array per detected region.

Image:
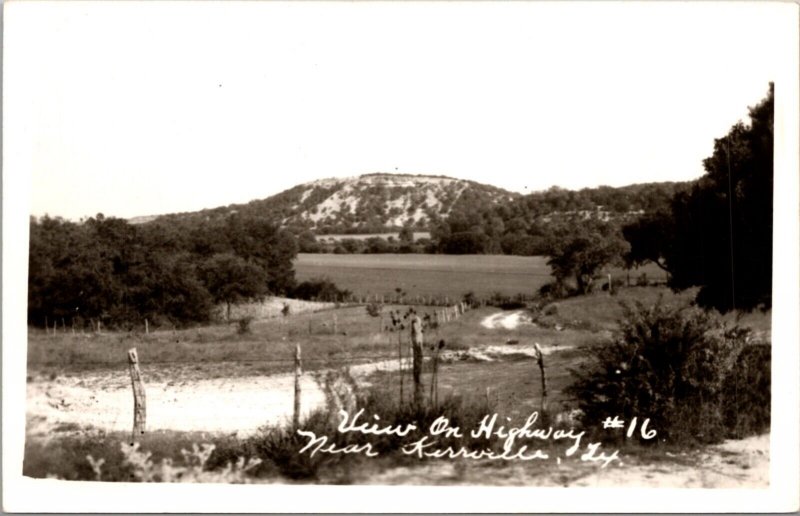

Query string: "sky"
[[5, 1, 793, 220]]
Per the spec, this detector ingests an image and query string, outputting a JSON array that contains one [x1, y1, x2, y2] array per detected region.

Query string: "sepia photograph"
[[3, 1, 799, 512]]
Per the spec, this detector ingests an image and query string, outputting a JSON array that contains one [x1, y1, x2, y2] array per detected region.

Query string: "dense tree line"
[[28, 213, 298, 328], [624, 84, 773, 312]]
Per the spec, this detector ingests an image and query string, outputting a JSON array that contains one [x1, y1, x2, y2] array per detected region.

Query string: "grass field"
[[295, 253, 667, 300]]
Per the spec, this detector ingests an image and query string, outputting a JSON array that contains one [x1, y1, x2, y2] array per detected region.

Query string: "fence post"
[[534, 343, 548, 413], [398, 330, 404, 405], [293, 343, 302, 428], [127, 348, 146, 441], [145, 318, 149, 335], [430, 340, 443, 410], [411, 316, 423, 407]]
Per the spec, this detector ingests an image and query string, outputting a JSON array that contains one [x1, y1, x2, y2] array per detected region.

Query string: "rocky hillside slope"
[[135, 173, 518, 234]]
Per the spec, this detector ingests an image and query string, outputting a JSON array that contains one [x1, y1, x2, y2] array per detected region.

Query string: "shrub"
[[462, 291, 477, 308], [365, 301, 382, 318], [236, 316, 253, 334], [539, 281, 567, 299], [246, 385, 498, 480], [249, 411, 341, 480], [291, 278, 352, 303], [721, 342, 771, 438], [487, 292, 528, 310], [566, 299, 760, 445]]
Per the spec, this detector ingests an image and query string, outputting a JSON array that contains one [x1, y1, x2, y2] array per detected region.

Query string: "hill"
[[132, 173, 687, 237], [135, 173, 518, 234]]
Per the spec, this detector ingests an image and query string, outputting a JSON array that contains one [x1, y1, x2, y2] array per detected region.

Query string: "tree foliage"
[[545, 218, 630, 294], [198, 253, 268, 321], [623, 84, 773, 312], [28, 212, 297, 328]]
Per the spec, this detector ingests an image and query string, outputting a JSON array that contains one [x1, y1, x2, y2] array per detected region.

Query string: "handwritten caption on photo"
[[297, 410, 656, 468]]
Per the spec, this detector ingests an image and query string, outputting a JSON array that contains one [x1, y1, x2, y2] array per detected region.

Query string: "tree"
[[442, 231, 489, 254], [623, 84, 773, 312], [621, 210, 674, 272], [546, 218, 630, 294], [198, 253, 268, 320], [398, 224, 414, 245]]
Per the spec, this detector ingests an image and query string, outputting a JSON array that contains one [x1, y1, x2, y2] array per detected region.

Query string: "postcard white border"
[[3, 1, 799, 513]]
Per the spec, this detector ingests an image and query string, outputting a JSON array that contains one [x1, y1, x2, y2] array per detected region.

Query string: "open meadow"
[[294, 253, 667, 300]]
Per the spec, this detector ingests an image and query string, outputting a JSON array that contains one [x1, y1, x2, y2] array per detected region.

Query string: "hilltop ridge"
[[136, 173, 519, 234]]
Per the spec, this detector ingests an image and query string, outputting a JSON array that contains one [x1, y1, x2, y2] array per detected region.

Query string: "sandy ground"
[[571, 434, 769, 488], [480, 310, 534, 330], [360, 434, 769, 488], [217, 296, 336, 321], [25, 342, 569, 438]]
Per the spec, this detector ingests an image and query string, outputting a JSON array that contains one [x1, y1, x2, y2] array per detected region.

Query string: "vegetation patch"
[[566, 300, 769, 446]]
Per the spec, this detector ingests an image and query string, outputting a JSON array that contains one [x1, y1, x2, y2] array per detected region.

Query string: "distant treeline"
[[28, 213, 298, 328]]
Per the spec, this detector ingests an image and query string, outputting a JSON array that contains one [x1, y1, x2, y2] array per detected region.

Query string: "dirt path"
[[25, 344, 569, 438], [480, 310, 533, 330], [359, 434, 769, 488]]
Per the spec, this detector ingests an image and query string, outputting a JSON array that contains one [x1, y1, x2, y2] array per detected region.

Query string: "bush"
[[566, 299, 762, 445], [721, 343, 771, 438], [539, 281, 567, 299], [487, 292, 528, 310], [365, 301, 382, 318], [236, 316, 253, 334], [462, 291, 476, 308], [291, 278, 352, 303], [246, 385, 497, 480]]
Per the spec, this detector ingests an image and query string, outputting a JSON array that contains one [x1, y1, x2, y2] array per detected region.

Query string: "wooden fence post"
[[534, 343, 548, 413], [411, 317, 423, 407], [145, 318, 149, 335], [398, 330, 404, 405], [45, 316, 49, 334], [430, 340, 443, 410], [127, 348, 146, 441], [294, 343, 302, 428]]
